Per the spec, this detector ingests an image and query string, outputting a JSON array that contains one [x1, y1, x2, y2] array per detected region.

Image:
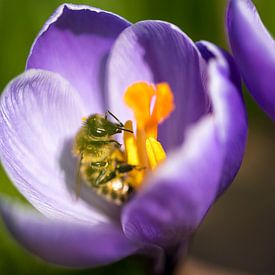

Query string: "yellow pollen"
[[123, 81, 175, 188], [146, 137, 166, 170]]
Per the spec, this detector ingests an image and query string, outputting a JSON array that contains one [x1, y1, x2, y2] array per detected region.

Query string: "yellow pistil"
[[123, 120, 144, 189], [123, 120, 139, 166], [123, 81, 175, 188]]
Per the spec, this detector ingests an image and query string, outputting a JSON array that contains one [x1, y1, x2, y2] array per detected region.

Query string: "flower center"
[[72, 81, 174, 204], [123, 81, 175, 188]]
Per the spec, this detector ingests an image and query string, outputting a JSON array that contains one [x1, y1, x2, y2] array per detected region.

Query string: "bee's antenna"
[[117, 127, 133, 134], [107, 110, 124, 126]]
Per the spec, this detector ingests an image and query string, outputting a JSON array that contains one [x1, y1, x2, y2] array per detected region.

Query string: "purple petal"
[[122, 116, 224, 247], [0, 69, 111, 223], [196, 41, 248, 194], [196, 41, 242, 90], [27, 4, 130, 112], [227, 0, 275, 120], [121, 43, 247, 247], [107, 21, 209, 150], [0, 198, 139, 267]]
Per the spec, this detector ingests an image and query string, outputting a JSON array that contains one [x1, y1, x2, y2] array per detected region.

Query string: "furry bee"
[[72, 111, 136, 204]]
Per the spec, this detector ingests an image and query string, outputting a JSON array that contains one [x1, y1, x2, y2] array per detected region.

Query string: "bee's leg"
[[108, 139, 122, 147], [116, 164, 146, 175], [116, 163, 136, 174], [93, 170, 105, 187], [135, 165, 146, 171], [94, 170, 116, 186]]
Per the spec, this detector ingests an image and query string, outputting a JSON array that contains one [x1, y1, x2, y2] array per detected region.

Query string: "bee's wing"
[[74, 154, 83, 200]]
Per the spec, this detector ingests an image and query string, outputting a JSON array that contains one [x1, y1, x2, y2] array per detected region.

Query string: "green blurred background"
[[0, 0, 274, 274]]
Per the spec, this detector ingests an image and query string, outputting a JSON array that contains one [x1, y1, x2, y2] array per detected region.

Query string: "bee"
[[72, 111, 136, 204]]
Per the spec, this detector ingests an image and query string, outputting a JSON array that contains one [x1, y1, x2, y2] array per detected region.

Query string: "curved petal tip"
[[227, 0, 275, 120], [27, 3, 130, 113]]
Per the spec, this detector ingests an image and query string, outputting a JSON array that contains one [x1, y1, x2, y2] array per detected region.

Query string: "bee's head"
[[85, 114, 121, 137]]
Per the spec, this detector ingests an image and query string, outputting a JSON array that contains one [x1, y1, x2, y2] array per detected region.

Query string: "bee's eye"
[[96, 128, 106, 135], [91, 127, 107, 137]]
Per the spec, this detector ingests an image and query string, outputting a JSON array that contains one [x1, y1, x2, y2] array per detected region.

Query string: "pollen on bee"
[[112, 179, 123, 191]]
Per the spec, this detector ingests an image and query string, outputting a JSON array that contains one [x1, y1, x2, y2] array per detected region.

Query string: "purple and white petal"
[[227, 0, 275, 120], [122, 116, 223, 247], [0, 69, 111, 224], [27, 4, 130, 112], [197, 41, 248, 194], [107, 20, 209, 150], [0, 198, 139, 267]]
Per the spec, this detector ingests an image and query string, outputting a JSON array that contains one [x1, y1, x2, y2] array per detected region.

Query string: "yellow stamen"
[[124, 81, 174, 139], [144, 83, 175, 139], [152, 83, 175, 124], [123, 81, 175, 188], [146, 137, 166, 170]]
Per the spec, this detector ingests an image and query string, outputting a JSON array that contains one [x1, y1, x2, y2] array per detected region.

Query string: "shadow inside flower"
[[59, 137, 121, 221]]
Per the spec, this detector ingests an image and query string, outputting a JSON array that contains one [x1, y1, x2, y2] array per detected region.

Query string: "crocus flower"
[[0, 4, 247, 273], [227, 0, 275, 120]]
